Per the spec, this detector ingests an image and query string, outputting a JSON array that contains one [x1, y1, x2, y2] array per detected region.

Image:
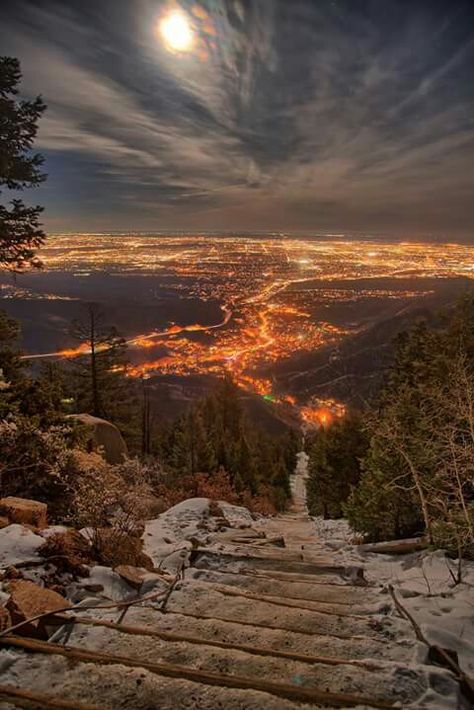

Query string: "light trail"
[[21, 305, 232, 361]]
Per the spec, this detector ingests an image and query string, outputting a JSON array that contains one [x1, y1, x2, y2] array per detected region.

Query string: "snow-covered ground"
[[303, 516, 474, 678], [1, 493, 473, 708]]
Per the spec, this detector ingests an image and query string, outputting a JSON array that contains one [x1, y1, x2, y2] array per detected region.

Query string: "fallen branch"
[[157, 559, 186, 613], [388, 585, 474, 704], [0, 585, 169, 640]]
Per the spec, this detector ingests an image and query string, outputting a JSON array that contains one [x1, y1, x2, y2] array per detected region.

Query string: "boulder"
[[5, 579, 71, 638], [68, 413, 128, 464], [0, 516, 10, 530], [0, 497, 47, 529]]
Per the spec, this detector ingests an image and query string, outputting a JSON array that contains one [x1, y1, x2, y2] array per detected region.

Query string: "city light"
[[23, 234, 474, 429]]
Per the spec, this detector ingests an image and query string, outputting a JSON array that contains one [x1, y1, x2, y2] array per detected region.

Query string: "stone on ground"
[[0, 497, 47, 529]]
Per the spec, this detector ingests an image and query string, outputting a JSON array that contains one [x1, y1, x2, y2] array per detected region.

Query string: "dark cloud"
[[1, 0, 474, 238]]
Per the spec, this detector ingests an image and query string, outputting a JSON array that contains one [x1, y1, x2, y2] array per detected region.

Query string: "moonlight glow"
[[159, 10, 194, 53]]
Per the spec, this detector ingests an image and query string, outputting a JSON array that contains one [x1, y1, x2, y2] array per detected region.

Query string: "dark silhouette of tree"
[[155, 376, 294, 511], [306, 411, 368, 519], [345, 296, 474, 554], [69, 304, 129, 420], [0, 57, 46, 270]]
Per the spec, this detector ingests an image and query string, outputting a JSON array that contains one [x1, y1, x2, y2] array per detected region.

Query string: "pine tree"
[[306, 412, 367, 519], [345, 299, 474, 549], [0, 57, 46, 270], [68, 304, 138, 438]]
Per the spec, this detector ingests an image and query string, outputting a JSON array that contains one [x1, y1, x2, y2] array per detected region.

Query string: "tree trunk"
[[400, 450, 433, 544], [89, 308, 100, 417]]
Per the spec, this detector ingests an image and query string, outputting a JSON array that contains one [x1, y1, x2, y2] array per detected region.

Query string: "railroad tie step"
[[1, 635, 396, 709]]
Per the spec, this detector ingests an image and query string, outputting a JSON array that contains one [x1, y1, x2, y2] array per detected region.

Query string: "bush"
[[0, 417, 75, 503]]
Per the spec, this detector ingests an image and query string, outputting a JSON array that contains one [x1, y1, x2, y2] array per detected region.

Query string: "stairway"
[[0, 505, 461, 709]]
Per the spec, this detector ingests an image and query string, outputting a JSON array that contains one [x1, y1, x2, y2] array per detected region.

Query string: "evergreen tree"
[[306, 412, 368, 518], [68, 304, 139, 440], [346, 298, 474, 552], [0, 57, 46, 270], [153, 375, 293, 511]]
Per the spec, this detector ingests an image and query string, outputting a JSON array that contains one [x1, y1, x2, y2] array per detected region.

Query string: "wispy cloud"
[[2, 0, 474, 236]]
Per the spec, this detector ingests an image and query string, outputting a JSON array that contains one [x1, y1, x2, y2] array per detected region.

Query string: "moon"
[[159, 10, 195, 53]]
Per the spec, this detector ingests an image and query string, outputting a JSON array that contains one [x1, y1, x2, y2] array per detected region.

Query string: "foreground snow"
[[310, 515, 474, 678], [0, 496, 472, 708]]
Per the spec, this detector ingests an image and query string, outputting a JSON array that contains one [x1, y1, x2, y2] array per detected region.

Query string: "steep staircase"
[[0, 470, 461, 708]]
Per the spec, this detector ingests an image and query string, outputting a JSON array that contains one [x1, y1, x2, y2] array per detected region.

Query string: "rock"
[[5, 579, 71, 639], [0, 605, 11, 633], [67, 413, 128, 464], [114, 565, 148, 590], [0, 516, 10, 530], [82, 584, 104, 593], [0, 497, 47, 529]]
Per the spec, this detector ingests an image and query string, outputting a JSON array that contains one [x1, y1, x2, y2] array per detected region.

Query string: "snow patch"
[[0, 524, 44, 568], [143, 498, 254, 573], [309, 515, 474, 678]]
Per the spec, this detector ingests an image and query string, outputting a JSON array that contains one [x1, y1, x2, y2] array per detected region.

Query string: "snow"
[[71, 565, 168, 604], [0, 524, 44, 567], [39, 525, 69, 539], [310, 515, 474, 678], [219, 501, 254, 528], [363, 549, 474, 677], [143, 497, 254, 573]]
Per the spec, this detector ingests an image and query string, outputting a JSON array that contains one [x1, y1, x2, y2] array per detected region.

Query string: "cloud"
[[2, 0, 474, 236]]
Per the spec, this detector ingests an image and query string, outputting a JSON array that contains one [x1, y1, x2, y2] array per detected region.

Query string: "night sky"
[[2, 0, 474, 238]]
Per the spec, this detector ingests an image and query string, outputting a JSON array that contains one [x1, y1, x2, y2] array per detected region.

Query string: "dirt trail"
[[0, 481, 463, 709]]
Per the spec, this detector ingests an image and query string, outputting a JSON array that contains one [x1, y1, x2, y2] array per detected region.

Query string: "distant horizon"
[[43, 230, 472, 246]]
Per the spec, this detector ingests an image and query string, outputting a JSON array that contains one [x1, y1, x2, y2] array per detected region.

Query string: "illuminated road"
[[21, 305, 233, 360]]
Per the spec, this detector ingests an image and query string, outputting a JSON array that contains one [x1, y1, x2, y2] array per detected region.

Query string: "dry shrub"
[[67, 455, 157, 567], [89, 528, 154, 569], [194, 469, 241, 504], [39, 530, 92, 574], [156, 468, 277, 516], [240, 488, 277, 516]]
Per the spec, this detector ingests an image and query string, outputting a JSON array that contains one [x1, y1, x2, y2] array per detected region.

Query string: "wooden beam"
[[192, 548, 358, 577], [0, 685, 104, 710], [191, 569, 355, 604], [57, 614, 382, 671], [187, 581, 366, 618], [210, 566, 356, 587], [136, 608, 393, 644], [0, 636, 395, 709]]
